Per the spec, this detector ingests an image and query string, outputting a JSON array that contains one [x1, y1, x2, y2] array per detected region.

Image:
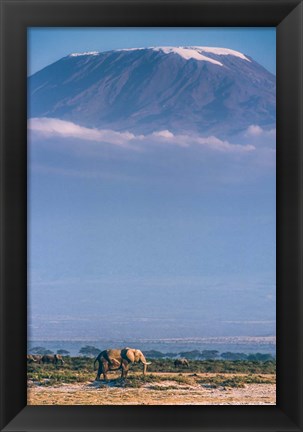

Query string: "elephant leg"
[[96, 363, 103, 381], [102, 361, 109, 381], [121, 362, 129, 379], [108, 357, 120, 368]]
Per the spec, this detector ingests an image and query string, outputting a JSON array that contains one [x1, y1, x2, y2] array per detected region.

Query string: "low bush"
[[27, 356, 276, 386]]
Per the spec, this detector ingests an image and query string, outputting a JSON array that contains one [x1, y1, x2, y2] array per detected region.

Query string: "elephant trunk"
[[143, 362, 148, 375], [140, 354, 151, 375]]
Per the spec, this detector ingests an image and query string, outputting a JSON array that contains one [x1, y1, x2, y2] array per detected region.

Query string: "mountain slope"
[[28, 47, 276, 138]]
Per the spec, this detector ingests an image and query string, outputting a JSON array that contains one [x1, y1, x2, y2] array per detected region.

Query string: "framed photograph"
[[1, 0, 302, 431]]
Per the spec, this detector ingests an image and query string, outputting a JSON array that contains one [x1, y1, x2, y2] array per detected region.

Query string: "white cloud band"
[[28, 117, 255, 154]]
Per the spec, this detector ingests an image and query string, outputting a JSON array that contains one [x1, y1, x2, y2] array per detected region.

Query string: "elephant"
[[32, 355, 42, 363], [41, 354, 64, 365], [174, 358, 189, 368], [27, 354, 37, 363], [94, 348, 151, 381]]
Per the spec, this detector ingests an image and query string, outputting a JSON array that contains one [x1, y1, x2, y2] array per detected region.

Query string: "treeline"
[[144, 350, 274, 361], [28, 357, 276, 381], [29, 346, 275, 362]]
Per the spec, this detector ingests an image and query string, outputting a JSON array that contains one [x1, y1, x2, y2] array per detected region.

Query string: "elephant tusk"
[[143, 361, 152, 365]]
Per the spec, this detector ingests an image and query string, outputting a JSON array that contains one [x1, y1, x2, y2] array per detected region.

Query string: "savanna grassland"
[[27, 357, 276, 405]]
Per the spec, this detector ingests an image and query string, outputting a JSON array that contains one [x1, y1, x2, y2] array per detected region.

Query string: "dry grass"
[[28, 372, 276, 405], [27, 358, 276, 405]]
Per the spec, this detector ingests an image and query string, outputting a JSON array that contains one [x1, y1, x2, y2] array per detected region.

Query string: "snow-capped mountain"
[[28, 46, 276, 138]]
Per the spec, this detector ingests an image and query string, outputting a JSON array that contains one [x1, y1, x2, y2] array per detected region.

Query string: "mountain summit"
[[28, 46, 276, 138]]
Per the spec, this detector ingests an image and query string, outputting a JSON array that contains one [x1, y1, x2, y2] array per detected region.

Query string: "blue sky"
[[28, 28, 276, 341], [28, 27, 276, 76]]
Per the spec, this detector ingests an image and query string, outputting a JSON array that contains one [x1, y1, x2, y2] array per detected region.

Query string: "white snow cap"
[[152, 46, 251, 65], [69, 51, 99, 57], [68, 47, 251, 65], [152, 47, 223, 65]]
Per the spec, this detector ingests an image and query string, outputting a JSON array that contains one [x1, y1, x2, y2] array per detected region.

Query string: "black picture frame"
[[1, 0, 302, 431]]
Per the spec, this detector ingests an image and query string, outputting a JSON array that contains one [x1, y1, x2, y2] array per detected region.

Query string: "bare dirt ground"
[[28, 373, 276, 405]]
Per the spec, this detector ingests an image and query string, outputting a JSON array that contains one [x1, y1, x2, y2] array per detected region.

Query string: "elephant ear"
[[134, 350, 142, 362], [124, 349, 135, 362]]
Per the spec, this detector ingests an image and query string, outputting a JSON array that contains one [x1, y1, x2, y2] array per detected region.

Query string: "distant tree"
[[30, 347, 54, 355], [30, 346, 45, 353], [57, 349, 70, 356], [79, 345, 100, 357], [144, 350, 165, 358], [165, 352, 177, 358], [201, 350, 219, 360], [247, 353, 274, 362], [179, 350, 201, 359], [221, 352, 248, 361]]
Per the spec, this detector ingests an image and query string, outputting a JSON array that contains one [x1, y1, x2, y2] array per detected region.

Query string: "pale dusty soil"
[[28, 373, 276, 405]]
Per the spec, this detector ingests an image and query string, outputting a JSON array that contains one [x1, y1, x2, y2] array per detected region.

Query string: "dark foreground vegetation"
[[27, 356, 276, 388]]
